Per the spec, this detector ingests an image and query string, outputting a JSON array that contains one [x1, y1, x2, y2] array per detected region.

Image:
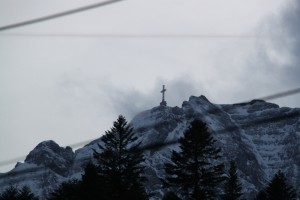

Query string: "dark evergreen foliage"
[[163, 119, 225, 200], [47, 163, 104, 200], [0, 186, 19, 200], [162, 191, 182, 200], [265, 170, 296, 200], [47, 116, 147, 200], [255, 170, 296, 200], [18, 186, 39, 200], [0, 186, 38, 200], [93, 115, 148, 200], [80, 162, 104, 200], [47, 180, 81, 200], [222, 161, 243, 200], [254, 190, 267, 200]]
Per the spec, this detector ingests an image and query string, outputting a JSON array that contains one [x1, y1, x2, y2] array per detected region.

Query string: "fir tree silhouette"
[[0, 186, 19, 200], [0, 186, 38, 200], [18, 186, 39, 200], [222, 161, 243, 200], [93, 115, 148, 200], [255, 170, 296, 200], [80, 162, 104, 200], [47, 180, 81, 200], [162, 191, 181, 200], [163, 119, 225, 200]]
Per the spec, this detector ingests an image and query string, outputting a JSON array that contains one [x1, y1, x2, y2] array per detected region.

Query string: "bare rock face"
[[25, 140, 74, 176], [1, 95, 300, 199], [0, 140, 75, 197]]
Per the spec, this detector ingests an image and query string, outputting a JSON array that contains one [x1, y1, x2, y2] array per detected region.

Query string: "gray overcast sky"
[[0, 0, 299, 172]]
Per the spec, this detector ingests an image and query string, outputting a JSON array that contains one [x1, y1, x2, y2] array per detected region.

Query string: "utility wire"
[[258, 87, 300, 101], [0, 33, 266, 39], [0, 87, 299, 170], [0, 0, 125, 31], [0, 139, 96, 168], [0, 156, 27, 168]]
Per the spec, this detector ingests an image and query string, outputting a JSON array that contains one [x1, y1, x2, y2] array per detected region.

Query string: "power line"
[[0, 0, 125, 31], [0, 139, 96, 168], [0, 87, 299, 169], [0, 33, 267, 39], [68, 139, 96, 149], [0, 156, 27, 168], [258, 87, 300, 101], [237, 87, 300, 105]]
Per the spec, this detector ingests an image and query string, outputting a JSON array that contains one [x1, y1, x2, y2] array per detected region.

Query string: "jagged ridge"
[[1, 95, 299, 199]]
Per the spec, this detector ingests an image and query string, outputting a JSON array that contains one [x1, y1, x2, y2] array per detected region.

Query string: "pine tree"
[[163, 119, 225, 200], [93, 115, 148, 200], [0, 186, 19, 200], [47, 180, 81, 200], [0, 186, 39, 200], [254, 190, 267, 200], [18, 186, 39, 200], [222, 161, 243, 200], [255, 170, 296, 200], [162, 191, 181, 200], [80, 162, 104, 200]]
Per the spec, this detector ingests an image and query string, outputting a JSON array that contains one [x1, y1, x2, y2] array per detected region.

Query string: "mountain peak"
[[1, 96, 300, 199], [25, 140, 74, 176], [189, 95, 210, 102]]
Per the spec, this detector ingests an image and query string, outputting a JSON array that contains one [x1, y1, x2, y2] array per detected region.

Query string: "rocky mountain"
[[1, 95, 300, 199]]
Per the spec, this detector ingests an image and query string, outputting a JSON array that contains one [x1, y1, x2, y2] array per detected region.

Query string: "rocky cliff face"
[[1, 96, 299, 199], [0, 141, 74, 197], [25, 140, 74, 177]]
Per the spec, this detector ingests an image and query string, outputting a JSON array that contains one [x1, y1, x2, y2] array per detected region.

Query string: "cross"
[[161, 85, 167, 102]]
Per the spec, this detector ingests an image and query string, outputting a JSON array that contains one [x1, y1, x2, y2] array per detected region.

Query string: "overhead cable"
[[258, 87, 300, 101], [0, 0, 125, 31], [0, 33, 266, 39]]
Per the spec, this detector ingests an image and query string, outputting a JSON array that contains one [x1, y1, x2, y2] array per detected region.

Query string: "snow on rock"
[[25, 140, 74, 177], [0, 140, 70, 196], [1, 95, 300, 199]]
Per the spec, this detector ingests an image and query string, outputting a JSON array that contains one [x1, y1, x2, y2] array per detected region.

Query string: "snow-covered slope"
[[1, 95, 299, 199]]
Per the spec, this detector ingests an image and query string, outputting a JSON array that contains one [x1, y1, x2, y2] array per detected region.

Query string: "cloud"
[[102, 76, 200, 120], [259, 0, 300, 86], [280, 1, 300, 84], [232, 0, 300, 107], [57, 67, 201, 121]]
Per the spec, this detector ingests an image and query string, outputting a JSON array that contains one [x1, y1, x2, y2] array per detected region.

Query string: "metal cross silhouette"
[[161, 85, 166, 102]]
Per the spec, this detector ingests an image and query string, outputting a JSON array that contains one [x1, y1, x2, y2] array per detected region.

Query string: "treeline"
[[0, 116, 297, 200], [0, 186, 38, 200]]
